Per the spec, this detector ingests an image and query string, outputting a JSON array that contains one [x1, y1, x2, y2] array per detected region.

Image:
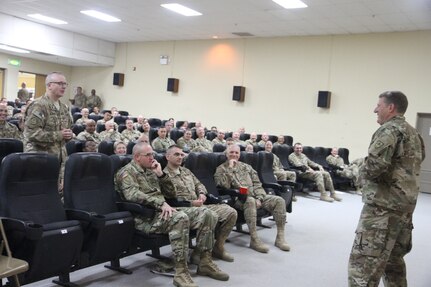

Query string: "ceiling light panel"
[[80, 10, 121, 22], [272, 0, 308, 9], [28, 14, 67, 24], [161, 3, 202, 16]]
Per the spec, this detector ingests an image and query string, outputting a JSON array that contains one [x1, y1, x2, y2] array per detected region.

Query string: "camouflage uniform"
[[192, 138, 213, 152], [215, 161, 289, 253], [114, 160, 217, 263], [96, 119, 119, 130], [0, 121, 21, 139], [75, 117, 89, 126], [164, 165, 237, 259], [86, 95, 102, 110], [99, 129, 123, 142], [24, 94, 73, 180], [273, 154, 296, 181], [17, 88, 30, 102], [348, 115, 425, 287], [121, 129, 141, 144], [73, 93, 86, 109], [245, 139, 257, 145], [176, 137, 197, 152], [326, 154, 360, 186], [288, 152, 335, 195], [152, 137, 175, 152], [212, 137, 226, 145], [76, 131, 102, 144]]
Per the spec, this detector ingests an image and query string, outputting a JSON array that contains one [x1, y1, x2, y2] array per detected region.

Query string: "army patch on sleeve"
[[374, 140, 384, 149]]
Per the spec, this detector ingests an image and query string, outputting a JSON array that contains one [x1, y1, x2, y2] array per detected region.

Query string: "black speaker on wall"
[[113, 73, 124, 86], [167, 78, 179, 93], [317, 91, 331, 108], [233, 86, 245, 102]]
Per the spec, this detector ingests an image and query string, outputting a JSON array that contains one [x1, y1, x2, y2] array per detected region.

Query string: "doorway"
[[18, 72, 46, 99], [417, 113, 431, 194]]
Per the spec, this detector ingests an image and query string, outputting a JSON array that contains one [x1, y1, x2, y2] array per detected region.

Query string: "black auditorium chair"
[[96, 124, 106, 133], [118, 124, 127, 133], [71, 106, 81, 114], [110, 155, 171, 258], [126, 141, 136, 154], [313, 147, 332, 169], [240, 133, 250, 141], [224, 131, 233, 139], [98, 141, 115, 155], [283, 135, 293, 146], [213, 144, 226, 153], [12, 108, 21, 116], [114, 115, 128, 125], [71, 124, 85, 136], [63, 153, 135, 274], [170, 129, 184, 143], [0, 153, 83, 286], [268, 135, 278, 143], [66, 140, 84, 155], [89, 114, 103, 122], [302, 146, 316, 162], [256, 151, 293, 212], [149, 128, 159, 143], [324, 147, 353, 190], [118, 111, 129, 116], [0, 139, 23, 163], [175, 121, 185, 129], [187, 122, 196, 129], [147, 118, 162, 128], [72, 112, 82, 123], [205, 131, 217, 141], [338, 147, 350, 165]]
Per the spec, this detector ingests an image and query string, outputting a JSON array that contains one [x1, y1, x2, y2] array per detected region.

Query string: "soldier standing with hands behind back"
[[348, 91, 425, 287]]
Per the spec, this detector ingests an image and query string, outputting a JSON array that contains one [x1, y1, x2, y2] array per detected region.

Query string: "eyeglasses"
[[139, 152, 155, 158], [49, 82, 68, 87]]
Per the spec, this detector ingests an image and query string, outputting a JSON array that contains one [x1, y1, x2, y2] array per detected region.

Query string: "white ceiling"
[[0, 0, 430, 43]]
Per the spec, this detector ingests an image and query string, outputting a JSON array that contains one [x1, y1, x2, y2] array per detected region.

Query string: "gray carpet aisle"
[[25, 191, 431, 287]]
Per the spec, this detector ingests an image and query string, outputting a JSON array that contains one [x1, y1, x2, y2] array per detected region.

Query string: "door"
[[416, 113, 431, 194]]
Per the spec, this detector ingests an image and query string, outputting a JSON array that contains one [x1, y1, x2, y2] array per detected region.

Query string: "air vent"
[[232, 32, 254, 37]]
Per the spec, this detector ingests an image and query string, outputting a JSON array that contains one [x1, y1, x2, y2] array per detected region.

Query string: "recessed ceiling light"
[[80, 10, 121, 22], [161, 3, 202, 16], [272, 0, 308, 9], [0, 44, 30, 54], [212, 36, 219, 39], [28, 14, 67, 24]]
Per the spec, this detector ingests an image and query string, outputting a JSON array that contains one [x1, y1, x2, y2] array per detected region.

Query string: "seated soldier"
[[133, 115, 146, 131], [165, 120, 174, 138], [136, 133, 150, 144], [152, 126, 175, 152], [0, 103, 21, 139], [179, 121, 189, 131], [192, 127, 213, 152], [245, 132, 258, 145], [121, 119, 141, 144], [257, 133, 269, 147], [114, 141, 127, 155], [176, 129, 196, 152], [212, 130, 226, 145], [97, 110, 118, 130], [232, 131, 246, 147], [288, 143, 342, 203], [90, 106, 101, 116], [164, 145, 237, 262], [215, 144, 290, 253], [99, 121, 123, 142], [76, 119, 102, 145], [115, 143, 229, 287], [326, 147, 362, 194], [245, 144, 254, 153], [273, 135, 285, 147], [225, 137, 235, 146], [75, 108, 90, 125]]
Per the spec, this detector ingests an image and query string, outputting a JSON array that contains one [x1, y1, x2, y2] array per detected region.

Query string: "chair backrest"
[[71, 124, 85, 136], [176, 120, 185, 129], [283, 135, 293, 146], [154, 153, 167, 169], [0, 153, 66, 224], [96, 124, 106, 133], [240, 133, 250, 141], [212, 143, 226, 152], [118, 110, 129, 116], [302, 146, 316, 162], [205, 131, 217, 141], [268, 135, 278, 143], [314, 147, 332, 168], [257, 151, 277, 184], [118, 124, 127, 133], [338, 147, 350, 164], [64, 153, 117, 215], [126, 141, 135, 154], [149, 128, 159, 143], [185, 152, 220, 196], [98, 140, 115, 155], [148, 118, 162, 128], [239, 151, 259, 171], [66, 140, 84, 155], [0, 139, 23, 164], [170, 129, 184, 143], [71, 107, 81, 114], [272, 144, 293, 169], [114, 116, 128, 125], [72, 112, 82, 123], [110, 154, 133, 178], [89, 114, 103, 122]]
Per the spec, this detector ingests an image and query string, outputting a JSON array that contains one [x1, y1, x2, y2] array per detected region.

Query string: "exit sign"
[[8, 59, 21, 67]]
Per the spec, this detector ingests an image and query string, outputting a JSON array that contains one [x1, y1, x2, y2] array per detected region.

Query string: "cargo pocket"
[[354, 215, 389, 257]]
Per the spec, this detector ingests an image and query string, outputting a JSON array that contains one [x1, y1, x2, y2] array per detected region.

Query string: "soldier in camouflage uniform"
[[152, 127, 175, 152], [86, 89, 102, 110], [121, 119, 141, 144], [99, 122, 123, 142], [273, 135, 285, 147], [73, 86, 86, 109], [75, 108, 90, 125], [176, 129, 196, 152], [164, 145, 237, 262], [245, 132, 258, 145], [24, 72, 73, 193], [288, 143, 342, 203], [211, 130, 226, 145], [192, 127, 213, 152], [17, 82, 30, 102], [76, 119, 102, 144], [115, 143, 229, 287], [0, 103, 21, 139], [215, 144, 290, 253], [326, 147, 361, 193], [348, 91, 425, 287]]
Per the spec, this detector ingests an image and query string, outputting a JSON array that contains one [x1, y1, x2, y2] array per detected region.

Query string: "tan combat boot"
[[320, 192, 334, 203], [330, 191, 342, 202], [173, 261, 198, 287], [212, 229, 234, 262], [189, 249, 200, 265], [274, 220, 290, 251], [247, 217, 269, 253], [197, 251, 229, 281]]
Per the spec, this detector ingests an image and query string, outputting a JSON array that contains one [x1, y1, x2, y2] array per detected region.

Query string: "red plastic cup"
[[239, 187, 248, 195]]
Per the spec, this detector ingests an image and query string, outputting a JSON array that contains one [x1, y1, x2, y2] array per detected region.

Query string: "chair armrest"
[[290, 165, 307, 172], [262, 182, 283, 191], [65, 209, 106, 228], [165, 198, 191, 207], [116, 201, 156, 218], [1, 217, 43, 240], [217, 188, 239, 197]]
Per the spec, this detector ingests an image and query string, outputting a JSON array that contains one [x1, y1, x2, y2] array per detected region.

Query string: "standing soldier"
[[86, 89, 102, 110], [17, 82, 30, 102], [348, 91, 425, 287], [115, 143, 229, 287], [24, 72, 73, 193], [73, 86, 86, 109]]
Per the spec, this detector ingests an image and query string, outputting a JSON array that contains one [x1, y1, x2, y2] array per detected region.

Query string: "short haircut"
[[166, 144, 182, 155], [379, 91, 408, 114], [293, 142, 302, 147], [45, 72, 65, 86], [132, 142, 150, 155]]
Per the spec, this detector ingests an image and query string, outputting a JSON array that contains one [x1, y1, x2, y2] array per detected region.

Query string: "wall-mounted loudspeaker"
[[167, 78, 179, 93], [233, 86, 245, 102], [317, 91, 331, 108], [113, 73, 124, 86]]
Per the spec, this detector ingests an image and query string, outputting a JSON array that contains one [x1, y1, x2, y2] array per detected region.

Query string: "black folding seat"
[[239, 133, 250, 141], [66, 140, 84, 155], [89, 114, 103, 122], [302, 146, 316, 162], [118, 111, 129, 116], [114, 116, 128, 125], [313, 147, 332, 169], [149, 128, 159, 143], [98, 140, 115, 155], [253, 145, 264, 153], [283, 135, 293, 146], [338, 147, 350, 164], [71, 124, 85, 136], [126, 141, 135, 154], [96, 124, 106, 133], [70, 106, 81, 114], [0, 153, 83, 285], [268, 135, 278, 143], [205, 131, 217, 141], [63, 153, 135, 273], [175, 120, 185, 129], [0, 139, 23, 163], [12, 108, 21, 115], [213, 144, 226, 152], [72, 112, 82, 123], [170, 129, 184, 143], [118, 124, 127, 133], [187, 122, 196, 129], [224, 131, 233, 139], [147, 118, 162, 128]]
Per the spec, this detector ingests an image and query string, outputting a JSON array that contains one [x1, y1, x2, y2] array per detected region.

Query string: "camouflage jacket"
[[152, 137, 175, 152], [192, 138, 213, 152], [288, 152, 320, 172], [214, 161, 267, 201], [121, 129, 141, 144], [86, 95, 102, 109], [99, 130, 123, 142], [0, 121, 21, 140], [212, 137, 226, 145], [74, 93, 87, 108], [326, 154, 345, 168], [361, 115, 425, 212], [177, 137, 196, 152], [164, 166, 207, 204], [272, 153, 284, 172], [76, 131, 102, 144]]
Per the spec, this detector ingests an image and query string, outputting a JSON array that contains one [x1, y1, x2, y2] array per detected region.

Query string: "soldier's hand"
[[61, 129, 73, 140], [192, 199, 203, 207], [160, 202, 176, 220], [198, 193, 207, 203], [255, 199, 262, 209], [150, 159, 163, 176], [228, 159, 237, 168]]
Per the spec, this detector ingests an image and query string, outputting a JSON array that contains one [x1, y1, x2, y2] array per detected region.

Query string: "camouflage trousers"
[[348, 204, 413, 287], [235, 195, 287, 224], [336, 165, 359, 186], [136, 206, 217, 263], [300, 170, 334, 194], [206, 204, 237, 240], [274, 170, 296, 182]]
